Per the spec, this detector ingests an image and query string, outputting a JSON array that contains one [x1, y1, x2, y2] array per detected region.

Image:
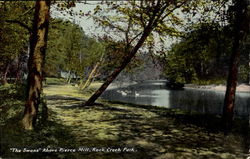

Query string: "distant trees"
[[159, 0, 249, 132], [45, 19, 85, 78], [78, 37, 104, 89], [163, 22, 232, 83], [45, 19, 105, 87]]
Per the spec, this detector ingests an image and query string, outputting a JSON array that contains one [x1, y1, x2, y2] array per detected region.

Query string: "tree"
[[45, 17, 106, 88], [0, 1, 33, 84], [22, 0, 51, 130], [163, 22, 232, 83], [79, 40, 105, 89], [98, 40, 143, 81], [223, 0, 249, 133], [77, 37, 104, 87], [84, 0, 191, 105], [45, 19, 85, 78]]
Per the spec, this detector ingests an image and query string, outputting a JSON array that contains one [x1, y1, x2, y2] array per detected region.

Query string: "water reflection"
[[101, 80, 250, 117]]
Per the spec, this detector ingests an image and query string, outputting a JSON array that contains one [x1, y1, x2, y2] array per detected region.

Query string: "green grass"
[[0, 82, 249, 159], [45, 77, 67, 85], [0, 84, 80, 159]]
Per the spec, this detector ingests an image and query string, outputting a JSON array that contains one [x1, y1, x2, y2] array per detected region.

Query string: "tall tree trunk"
[[22, 0, 51, 130], [84, 26, 153, 106], [2, 63, 10, 85], [15, 56, 21, 84], [223, 0, 249, 133]]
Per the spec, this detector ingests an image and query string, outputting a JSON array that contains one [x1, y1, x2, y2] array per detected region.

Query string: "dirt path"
[[43, 84, 249, 159]]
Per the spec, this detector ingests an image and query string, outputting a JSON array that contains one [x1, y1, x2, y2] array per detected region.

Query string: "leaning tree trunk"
[[84, 0, 190, 106], [84, 25, 153, 106], [81, 53, 104, 90], [223, 0, 249, 133], [22, 0, 51, 130], [80, 62, 100, 90]]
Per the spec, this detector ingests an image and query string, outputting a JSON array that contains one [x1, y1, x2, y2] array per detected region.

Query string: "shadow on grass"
[[43, 78, 68, 86], [0, 119, 80, 159], [44, 93, 249, 159], [46, 95, 83, 101], [0, 94, 80, 159], [2, 83, 248, 159], [106, 102, 250, 158]]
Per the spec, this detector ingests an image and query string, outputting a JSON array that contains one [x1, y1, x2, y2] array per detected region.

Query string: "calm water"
[[101, 80, 250, 117]]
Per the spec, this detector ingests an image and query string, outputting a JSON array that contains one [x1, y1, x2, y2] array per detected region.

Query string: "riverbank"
[[1, 83, 249, 159], [44, 84, 250, 158], [109, 81, 250, 92], [185, 83, 250, 92]]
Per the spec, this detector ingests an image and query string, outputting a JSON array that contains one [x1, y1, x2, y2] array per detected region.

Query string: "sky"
[[50, 1, 180, 49], [50, 1, 229, 50], [51, 2, 105, 37]]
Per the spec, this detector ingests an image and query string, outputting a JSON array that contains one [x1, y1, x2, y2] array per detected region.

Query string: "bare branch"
[[125, 17, 132, 45], [21, 6, 35, 17]]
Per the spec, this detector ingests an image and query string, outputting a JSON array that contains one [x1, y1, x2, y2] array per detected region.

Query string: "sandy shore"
[[185, 84, 250, 92]]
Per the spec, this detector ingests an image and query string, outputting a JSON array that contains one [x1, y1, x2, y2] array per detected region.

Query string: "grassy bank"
[[0, 81, 249, 159]]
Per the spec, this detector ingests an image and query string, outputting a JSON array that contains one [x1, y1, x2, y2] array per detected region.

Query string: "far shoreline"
[[184, 83, 250, 93], [107, 80, 250, 92]]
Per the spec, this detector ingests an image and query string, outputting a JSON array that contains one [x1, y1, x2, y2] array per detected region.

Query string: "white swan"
[[120, 91, 127, 96], [135, 91, 140, 97]]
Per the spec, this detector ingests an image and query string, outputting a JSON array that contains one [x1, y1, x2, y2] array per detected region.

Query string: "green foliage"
[[238, 34, 250, 83], [46, 19, 105, 81], [0, 2, 33, 82], [45, 19, 84, 77], [91, 0, 186, 51], [78, 36, 105, 78], [163, 22, 232, 83], [0, 84, 26, 135], [238, 64, 250, 83]]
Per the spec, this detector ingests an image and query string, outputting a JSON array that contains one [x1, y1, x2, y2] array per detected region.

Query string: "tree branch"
[[5, 20, 32, 33], [158, 0, 189, 24], [129, 32, 143, 45], [21, 6, 35, 17]]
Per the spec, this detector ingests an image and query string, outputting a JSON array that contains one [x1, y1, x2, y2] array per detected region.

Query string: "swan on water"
[[135, 91, 140, 97]]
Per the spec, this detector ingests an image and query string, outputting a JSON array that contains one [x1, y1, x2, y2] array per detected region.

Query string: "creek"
[[101, 80, 250, 117]]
